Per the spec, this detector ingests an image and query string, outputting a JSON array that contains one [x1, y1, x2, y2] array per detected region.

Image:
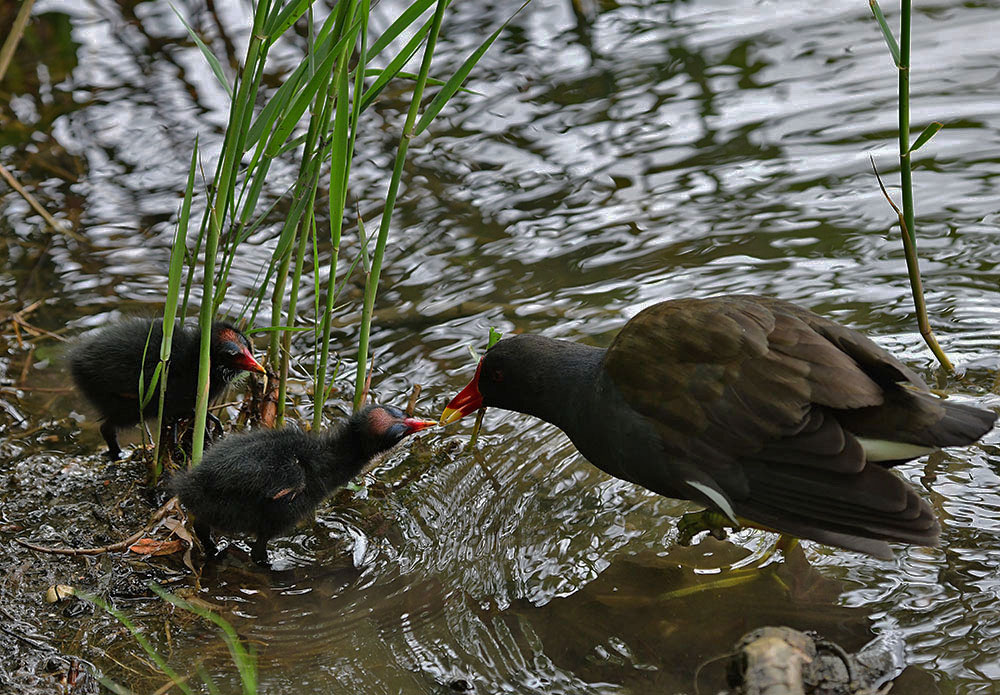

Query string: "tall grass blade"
[[149, 584, 258, 695], [79, 592, 196, 695], [265, 0, 314, 40], [364, 68, 480, 93], [314, 0, 367, 429], [870, 0, 952, 372], [170, 4, 233, 98], [415, 0, 531, 136], [246, 9, 344, 149], [365, 0, 436, 58], [359, 11, 440, 112], [264, 19, 363, 158], [354, 0, 448, 410], [152, 137, 199, 474], [868, 0, 900, 65]]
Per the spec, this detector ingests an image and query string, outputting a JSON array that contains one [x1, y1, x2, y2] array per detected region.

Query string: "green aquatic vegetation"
[[82, 584, 257, 695], [141, 0, 527, 465]]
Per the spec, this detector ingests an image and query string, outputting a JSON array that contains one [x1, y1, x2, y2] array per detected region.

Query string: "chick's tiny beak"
[[403, 417, 438, 433], [440, 360, 484, 425], [235, 348, 267, 375]]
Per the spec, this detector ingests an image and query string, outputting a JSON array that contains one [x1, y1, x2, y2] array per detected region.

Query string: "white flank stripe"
[[687, 481, 739, 525], [857, 437, 936, 462]]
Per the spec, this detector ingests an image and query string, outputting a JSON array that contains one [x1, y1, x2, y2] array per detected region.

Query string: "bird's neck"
[[314, 422, 370, 491], [499, 339, 606, 432]]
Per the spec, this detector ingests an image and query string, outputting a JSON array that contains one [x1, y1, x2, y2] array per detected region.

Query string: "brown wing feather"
[[602, 295, 941, 552], [604, 296, 888, 464]]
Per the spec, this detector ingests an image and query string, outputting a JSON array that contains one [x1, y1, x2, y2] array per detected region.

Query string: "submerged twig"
[[13, 498, 179, 556], [405, 384, 422, 416], [0, 0, 35, 82], [0, 163, 85, 242]]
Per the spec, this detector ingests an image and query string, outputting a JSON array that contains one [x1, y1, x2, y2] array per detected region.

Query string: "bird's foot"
[[193, 522, 217, 558], [676, 509, 738, 546], [250, 537, 271, 567]]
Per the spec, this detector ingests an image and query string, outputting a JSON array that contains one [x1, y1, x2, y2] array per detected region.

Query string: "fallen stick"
[[13, 498, 179, 556]]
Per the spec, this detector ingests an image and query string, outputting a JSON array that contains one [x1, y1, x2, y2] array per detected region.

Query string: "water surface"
[[3, 0, 1000, 692]]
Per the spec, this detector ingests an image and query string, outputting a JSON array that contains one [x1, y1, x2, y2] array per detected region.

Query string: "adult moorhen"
[[70, 318, 266, 459], [440, 295, 997, 559], [171, 404, 437, 565]]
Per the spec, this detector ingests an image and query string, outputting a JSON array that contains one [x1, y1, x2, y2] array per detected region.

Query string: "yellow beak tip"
[[439, 407, 463, 426]]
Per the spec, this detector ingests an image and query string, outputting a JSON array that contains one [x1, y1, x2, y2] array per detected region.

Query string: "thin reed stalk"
[[314, 0, 368, 429], [150, 138, 200, 479], [354, 0, 448, 411], [0, 0, 35, 82], [83, 584, 257, 695], [189, 2, 278, 464], [869, 0, 952, 371]]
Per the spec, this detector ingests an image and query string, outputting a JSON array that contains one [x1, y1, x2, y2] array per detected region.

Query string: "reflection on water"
[[3, 0, 1000, 692]]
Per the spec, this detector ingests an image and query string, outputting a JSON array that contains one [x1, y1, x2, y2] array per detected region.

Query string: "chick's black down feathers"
[[69, 317, 262, 458], [172, 405, 434, 565]]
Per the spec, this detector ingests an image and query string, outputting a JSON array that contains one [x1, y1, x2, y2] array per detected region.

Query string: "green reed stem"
[[894, 0, 952, 371], [191, 3, 272, 465], [80, 591, 196, 695], [149, 584, 257, 694], [278, 195, 318, 426], [869, 0, 951, 372], [314, 0, 367, 429], [353, 0, 447, 411], [277, 9, 322, 418], [898, 1, 912, 243], [152, 137, 199, 477]]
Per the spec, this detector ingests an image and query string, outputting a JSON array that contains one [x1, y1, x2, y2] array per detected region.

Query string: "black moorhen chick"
[[70, 318, 266, 459], [440, 295, 997, 559], [171, 405, 437, 565]]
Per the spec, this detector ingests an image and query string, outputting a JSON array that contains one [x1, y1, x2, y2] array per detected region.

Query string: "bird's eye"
[[490, 369, 504, 383], [385, 422, 408, 442]]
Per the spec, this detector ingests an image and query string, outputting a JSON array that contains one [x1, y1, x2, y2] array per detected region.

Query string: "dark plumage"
[[171, 405, 436, 565], [441, 295, 997, 559], [70, 317, 265, 459]]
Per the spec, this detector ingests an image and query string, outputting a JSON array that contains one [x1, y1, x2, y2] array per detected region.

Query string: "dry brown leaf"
[[161, 510, 198, 573], [128, 538, 184, 556]]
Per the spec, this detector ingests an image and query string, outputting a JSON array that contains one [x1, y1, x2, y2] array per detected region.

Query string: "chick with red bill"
[[172, 405, 437, 565], [441, 295, 996, 559], [70, 318, 266, 459]]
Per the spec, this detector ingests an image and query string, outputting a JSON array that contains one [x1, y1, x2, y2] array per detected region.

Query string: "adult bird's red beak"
[[234, 347, 267, 375], [440, 359, 484, 425], [403, 417, 438, 433]]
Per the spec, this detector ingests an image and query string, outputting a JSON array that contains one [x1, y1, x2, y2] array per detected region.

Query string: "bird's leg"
[[676, 509, 737, 545], [164, 421, 182, 464], [250, 536, 271, 566], [100, 421, 122, 460], [193, 520, 217, 557], [206, 412, 224, 441], [751, 534, 800, 566], [655, 566, 782, 601]]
